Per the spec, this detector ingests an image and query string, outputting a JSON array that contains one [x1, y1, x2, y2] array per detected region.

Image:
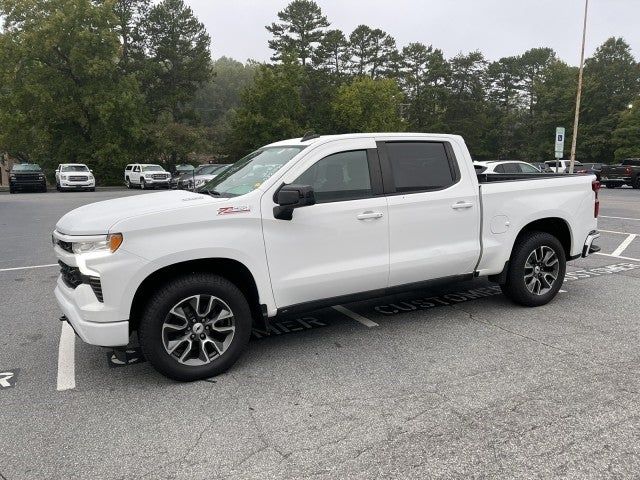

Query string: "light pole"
[[569, 0, 589, 174]]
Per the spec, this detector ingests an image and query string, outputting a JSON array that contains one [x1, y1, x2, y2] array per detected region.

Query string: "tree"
[[113, 0, 150, 70], [0, 0, 147, 183], [332, 77, 405, 132], [138, 0, 212, 120], [313, 29, 350, 78], [580, 37, 640, 161], [347, 25, 396, 78], [612, 100, 640, 160], [226, 62, 306, 158], [266, 0, 329, 66]]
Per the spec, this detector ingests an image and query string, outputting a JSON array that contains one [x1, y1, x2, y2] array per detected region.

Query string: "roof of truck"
[[265, 132, 464, 148]]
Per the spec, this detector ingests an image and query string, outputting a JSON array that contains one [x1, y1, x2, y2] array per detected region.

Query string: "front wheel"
[[500, 231, 566, 307], [138, 273, 252, 381], [140, 178, 146, 190]]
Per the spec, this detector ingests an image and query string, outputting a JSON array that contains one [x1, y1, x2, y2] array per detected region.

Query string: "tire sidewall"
[[506, 232, 566, 307], [138, 274, 252, 381]]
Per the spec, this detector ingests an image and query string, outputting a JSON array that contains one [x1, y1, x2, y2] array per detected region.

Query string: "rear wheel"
[[138, 273, 252, 381], [500, 231, 566, 307], [633, 176, 640, 190]]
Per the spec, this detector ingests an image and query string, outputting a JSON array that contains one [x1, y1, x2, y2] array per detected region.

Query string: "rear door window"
[[385, 142, 457, 192]]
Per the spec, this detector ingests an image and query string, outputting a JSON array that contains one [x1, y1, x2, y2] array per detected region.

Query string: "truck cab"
[[54, 133, 600, 381], [124, 163, 171, 189]]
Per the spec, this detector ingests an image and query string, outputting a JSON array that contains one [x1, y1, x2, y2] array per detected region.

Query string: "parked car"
[[564, 162, 602, 179], [474, 160, 541, 174], [124, 164, 171, 189], [170, 164, 195, 189], [53, 133, 600, 381], [600, 158, 640, 189], [55, 163, 95, 191], [9, 163, 47, 193], [177, 164, 231, 191], [544, 160, 585, 173]]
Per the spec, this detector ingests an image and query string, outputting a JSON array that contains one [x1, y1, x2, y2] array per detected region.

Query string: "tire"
[[89, 188, 95, 192], [125, 177, 131, 189], [56, 182, 61, 192], [633, 176, 640, 190], [140, 178, 146, 190], [9, 187, 15, 194], [41, 184, 47, 192], [138, 273, 252, 381], [500, 231, 566, 307]]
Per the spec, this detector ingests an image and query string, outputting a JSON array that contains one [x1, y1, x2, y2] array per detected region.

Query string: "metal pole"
[[569, 0, 589, 174]]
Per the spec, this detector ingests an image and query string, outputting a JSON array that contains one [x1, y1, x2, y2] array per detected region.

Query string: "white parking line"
[[0, 263, 58, 273], [600, 229, 633, 235], [332, 305, 379, 328], [600, 215, 640, 221], [611, 234, 637, 257], [56, 322, 76, 391], [595, 252, 640, 262]]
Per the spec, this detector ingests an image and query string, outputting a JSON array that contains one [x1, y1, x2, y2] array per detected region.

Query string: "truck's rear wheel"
[[138, 273, 252, 381], [633, 176, 640, 190], [500, 231, 566, 307]]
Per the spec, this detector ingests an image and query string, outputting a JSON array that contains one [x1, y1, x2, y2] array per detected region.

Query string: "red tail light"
[[592, 180, 600, 218], [626, 167, 632, 174]]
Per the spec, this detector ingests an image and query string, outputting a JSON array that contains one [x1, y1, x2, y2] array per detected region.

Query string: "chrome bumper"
[[582, 230, 601, 257]]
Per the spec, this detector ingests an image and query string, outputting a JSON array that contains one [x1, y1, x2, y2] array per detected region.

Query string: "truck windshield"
[[200, 146, 305, 197], [61, 165, 89, 172], [12, 164, 42, 171], [142, 165, 164, 172]]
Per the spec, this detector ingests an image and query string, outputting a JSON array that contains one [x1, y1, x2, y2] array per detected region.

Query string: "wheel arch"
[[129, 258, 265, 332], [515, 217, 572, 258]]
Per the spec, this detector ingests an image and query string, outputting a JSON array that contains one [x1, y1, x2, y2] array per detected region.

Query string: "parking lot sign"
[[555, 127, 565, 159]]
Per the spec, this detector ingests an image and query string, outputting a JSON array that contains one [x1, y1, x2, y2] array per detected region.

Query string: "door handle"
[[451, 201, 473, 210], [357, 211, 384, 220]]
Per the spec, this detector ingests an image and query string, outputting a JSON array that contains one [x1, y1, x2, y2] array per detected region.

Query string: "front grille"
[[58, 261, 103, 302], [59, 261, 82, 288], [152, 174, 168, 180], [68, 175, 88, 181]]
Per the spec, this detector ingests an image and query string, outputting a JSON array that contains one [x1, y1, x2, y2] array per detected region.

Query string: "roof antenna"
[[301, 131, 320, 142]]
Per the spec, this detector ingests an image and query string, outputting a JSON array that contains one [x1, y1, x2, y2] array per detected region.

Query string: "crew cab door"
[[261, 138, 389, 309], [377, 139, 481, 287], [131, 165, 141, 184]]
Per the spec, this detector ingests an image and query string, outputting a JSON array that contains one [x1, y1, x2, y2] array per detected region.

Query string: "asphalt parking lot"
[[1, 187, 640, 479]]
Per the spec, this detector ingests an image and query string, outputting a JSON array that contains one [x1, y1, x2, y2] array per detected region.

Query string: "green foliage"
[[613, 100, 640, 160], [332, 77, 405, 133], [266, 0, 329, 66]]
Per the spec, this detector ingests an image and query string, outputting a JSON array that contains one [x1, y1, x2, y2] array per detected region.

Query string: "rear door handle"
[[357, 211, 384, 220], [451, 201, 473, 210]]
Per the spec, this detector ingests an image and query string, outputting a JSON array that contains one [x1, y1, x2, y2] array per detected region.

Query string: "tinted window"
[[294, 150, 372, 203], [622, 159, 640, 167], [493, 164, 506, 173], [12, 164, 42, 172], [519, 163, 539, 173], [125, 165, 132, 171], [61, 165, 89, 172], [386, 142, 455, 192]]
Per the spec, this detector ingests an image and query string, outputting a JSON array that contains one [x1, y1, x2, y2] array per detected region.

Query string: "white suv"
[[124, 164, 171, 189], [55, 164, 95, 191]]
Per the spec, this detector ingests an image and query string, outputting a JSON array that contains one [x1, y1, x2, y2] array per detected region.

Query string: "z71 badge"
[[218, 206, 251, 215]]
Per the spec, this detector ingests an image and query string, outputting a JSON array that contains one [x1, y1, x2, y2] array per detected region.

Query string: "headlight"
[[61, 175, 67, 180], [195, 178, 206, 187], [72, 233, 123, 254], [10, 174, 16, 180]]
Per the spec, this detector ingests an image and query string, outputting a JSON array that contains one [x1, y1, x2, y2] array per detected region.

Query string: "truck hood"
[[56, 190, 218, 235]]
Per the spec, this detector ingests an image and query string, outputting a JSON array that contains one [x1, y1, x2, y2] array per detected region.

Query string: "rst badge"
[[217, 206, 251, 215]]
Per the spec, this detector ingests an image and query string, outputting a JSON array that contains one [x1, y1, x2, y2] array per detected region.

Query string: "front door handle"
[[357, 211, 384, 220], [451, 201, 473, 210]]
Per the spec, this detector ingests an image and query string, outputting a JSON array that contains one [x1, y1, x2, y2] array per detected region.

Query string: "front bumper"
[[60, 180, 95, 189], [10, 180, 46, 190], [55, 280, 129, 346], [582, 230, 600, 257]]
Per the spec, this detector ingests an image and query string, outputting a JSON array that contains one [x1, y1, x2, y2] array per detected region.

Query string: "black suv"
[[9, 163, 47, 193]]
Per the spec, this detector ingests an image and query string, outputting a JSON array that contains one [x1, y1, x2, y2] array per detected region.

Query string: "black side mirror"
[[273, 184, 316, 220]]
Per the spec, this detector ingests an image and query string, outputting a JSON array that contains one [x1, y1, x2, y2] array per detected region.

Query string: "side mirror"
[[273, 184, 316, 220]]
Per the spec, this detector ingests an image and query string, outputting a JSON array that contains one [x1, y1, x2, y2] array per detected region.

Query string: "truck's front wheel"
[[500, 232, 566, 307], [138, 273, 252, 381]]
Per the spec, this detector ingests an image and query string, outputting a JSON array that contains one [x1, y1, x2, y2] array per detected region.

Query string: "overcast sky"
[[187, 0, 639, 65]]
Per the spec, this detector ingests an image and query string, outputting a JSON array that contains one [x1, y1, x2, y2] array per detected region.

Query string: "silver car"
[[177, 164, 231, 190]]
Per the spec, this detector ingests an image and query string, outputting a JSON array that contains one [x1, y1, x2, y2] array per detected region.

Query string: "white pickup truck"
[[53, 133, 600, 381]]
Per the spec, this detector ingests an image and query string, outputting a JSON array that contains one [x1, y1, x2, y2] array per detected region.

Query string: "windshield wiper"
[[201, 189, 226, 197]]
